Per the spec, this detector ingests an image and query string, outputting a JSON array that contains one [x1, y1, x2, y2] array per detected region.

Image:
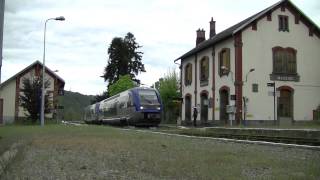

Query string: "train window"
[[138, 90, 160, 105]]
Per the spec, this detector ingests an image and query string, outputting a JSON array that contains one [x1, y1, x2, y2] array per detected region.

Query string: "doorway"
[[220, 89, 229, 124], [278, 88, 293, 124], [200, 92, 208, 124], [185, 95, 191, 124]]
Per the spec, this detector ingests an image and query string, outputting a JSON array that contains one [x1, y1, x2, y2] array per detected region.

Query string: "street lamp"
[[40, 16, 65, 127], [243, 68, 255, 125], [221, 66, 255, 126]]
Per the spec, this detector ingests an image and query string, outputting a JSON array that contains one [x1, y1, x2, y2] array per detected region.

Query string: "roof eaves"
[[0, 61, 65, 89], [233, 0, 284, 35]]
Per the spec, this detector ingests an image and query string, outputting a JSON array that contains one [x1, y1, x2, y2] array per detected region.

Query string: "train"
[[84, 87, 163, 126]]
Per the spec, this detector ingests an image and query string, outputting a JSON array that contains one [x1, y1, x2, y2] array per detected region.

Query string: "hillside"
[[58, 91, 94, 121]]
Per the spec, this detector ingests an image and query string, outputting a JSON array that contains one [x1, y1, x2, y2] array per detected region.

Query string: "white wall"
[[181, 38, 236, 122], [0, 79, 16, 124], [242, 7, 320, 120], [214, 38, 236, 121], [181, 55, 195, 121]]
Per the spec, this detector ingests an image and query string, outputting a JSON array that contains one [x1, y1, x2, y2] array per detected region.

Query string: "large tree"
[[19, 77, 51, 122], [103, 32, 145, 86], [158, 69, 180, 123]]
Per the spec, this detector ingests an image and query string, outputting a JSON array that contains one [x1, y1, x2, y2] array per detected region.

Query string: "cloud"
[[2, 0, 319, 95]]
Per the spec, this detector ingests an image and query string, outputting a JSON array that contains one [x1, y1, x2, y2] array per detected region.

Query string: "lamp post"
[[40, 16, 65, 127], [243, 68, 255, 126], [220, 66, 255, 126]]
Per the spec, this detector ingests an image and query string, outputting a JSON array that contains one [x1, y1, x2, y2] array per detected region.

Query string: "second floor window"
[[200, 56, 209, 85], [184, 63, 192, 86], [279, 15, 289, 32], [272, 47, 297, 74], [219, 48, 230, 76]]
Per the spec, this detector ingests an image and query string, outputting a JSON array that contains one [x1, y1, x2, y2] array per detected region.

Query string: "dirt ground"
[[1, 125, 320, 179]]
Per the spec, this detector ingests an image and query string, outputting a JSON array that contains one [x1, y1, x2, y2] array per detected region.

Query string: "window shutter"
[[226, 48, 231, 71], [218, 52, 222, 76]]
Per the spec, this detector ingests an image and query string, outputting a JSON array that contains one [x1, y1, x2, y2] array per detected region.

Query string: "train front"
[[132, 87, 163, 126]]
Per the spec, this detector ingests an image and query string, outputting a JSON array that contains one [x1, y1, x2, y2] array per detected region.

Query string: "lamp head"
[[221, 66, 228, 70], [55, 16, 65, 21]]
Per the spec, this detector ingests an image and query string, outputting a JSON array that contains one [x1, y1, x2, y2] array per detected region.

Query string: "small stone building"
[[0, 61, 65, 124]]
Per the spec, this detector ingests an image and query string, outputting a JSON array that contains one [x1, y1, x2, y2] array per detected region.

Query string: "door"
[[220, 90, 229, 124], [185, 95, 191, 123], [200, 93, 208, 123], [278, 89, 293, 124]]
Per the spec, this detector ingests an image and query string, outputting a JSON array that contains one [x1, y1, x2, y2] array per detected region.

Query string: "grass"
[[0, 124, 320, 179]]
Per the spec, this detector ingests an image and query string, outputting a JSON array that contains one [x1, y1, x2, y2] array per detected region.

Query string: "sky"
[[2, 0, 320, 95]]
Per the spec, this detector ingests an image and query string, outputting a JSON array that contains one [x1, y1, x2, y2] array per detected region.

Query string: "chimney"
[[209, 17, 216, 38], [196, 28, 206, 46]]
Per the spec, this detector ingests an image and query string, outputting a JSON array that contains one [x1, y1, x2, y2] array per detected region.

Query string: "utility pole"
[[0, 0, 5, 84]]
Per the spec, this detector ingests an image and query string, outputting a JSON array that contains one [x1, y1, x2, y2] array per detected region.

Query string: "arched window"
[[184, 63, 192, 86], [200, 56, 209, 86], [219, 48, 230, 76], [272, 47, 297, 74]]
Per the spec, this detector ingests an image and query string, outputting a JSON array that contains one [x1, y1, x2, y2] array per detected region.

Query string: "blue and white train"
[[84, 87, 163, 126]]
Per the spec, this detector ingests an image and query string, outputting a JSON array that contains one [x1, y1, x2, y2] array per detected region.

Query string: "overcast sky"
[[2, 0, 320, 95]]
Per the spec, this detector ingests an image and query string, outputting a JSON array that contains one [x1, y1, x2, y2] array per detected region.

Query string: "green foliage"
[[158, 69, 180, 123], [58, 91, 94, 121], [103, 32, 145, 87], [108, 75, 136, 97], [19, 77, 51, 123]]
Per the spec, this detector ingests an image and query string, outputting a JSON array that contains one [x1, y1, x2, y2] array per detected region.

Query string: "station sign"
[[267, 82, 275, 87]]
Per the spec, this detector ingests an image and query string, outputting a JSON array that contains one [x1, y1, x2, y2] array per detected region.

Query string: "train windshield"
[[138, 90, 160, 105]]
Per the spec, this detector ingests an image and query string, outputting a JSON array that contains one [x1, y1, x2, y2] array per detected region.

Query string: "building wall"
[[196, 48, 213, 122], [181, 38, 236, 123], [242, 7, 320, 120], [213, 38, 236, 121], [0, 79, 16, 123], [181, 55, 195, 122]]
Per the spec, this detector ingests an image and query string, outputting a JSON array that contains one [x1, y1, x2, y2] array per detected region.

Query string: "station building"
[[0, 61, 65, 124], [175, 0, 320, 126]]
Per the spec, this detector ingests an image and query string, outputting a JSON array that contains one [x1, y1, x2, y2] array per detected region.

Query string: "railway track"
[[132, 126, 320, 147], [62, 122, 320, 148], [178, 132, 320, 146]]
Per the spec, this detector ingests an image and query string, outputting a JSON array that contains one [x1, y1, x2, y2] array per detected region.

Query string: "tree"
[[91, 91, 108, 104], [103, 32, 145, 87], [19, 77, 51, 123], [108, 75, 137, 97], [158, 69, 180, 123]]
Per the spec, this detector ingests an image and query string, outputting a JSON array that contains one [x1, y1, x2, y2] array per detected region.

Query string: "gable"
[[175, 0, 319, 62], [0, 61, 65, 89]]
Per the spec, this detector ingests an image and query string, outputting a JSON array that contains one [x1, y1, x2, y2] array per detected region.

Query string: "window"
[[184, 63, 192, 86], [272, 47, 296, 74], [279, 15, 289, 32], [219, 48, 230, 76], [200, 56, 209, 86], [252, 84, 258, 93], [271, 47, 299, 81]]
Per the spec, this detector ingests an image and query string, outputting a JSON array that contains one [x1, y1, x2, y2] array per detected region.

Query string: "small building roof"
[[175, 0, 320, 62], [0, 60, 65, 88]]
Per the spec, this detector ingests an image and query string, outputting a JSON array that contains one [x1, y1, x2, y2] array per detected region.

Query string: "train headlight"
[[157, 107, 161, 110], [140, 106, 144, 110]]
